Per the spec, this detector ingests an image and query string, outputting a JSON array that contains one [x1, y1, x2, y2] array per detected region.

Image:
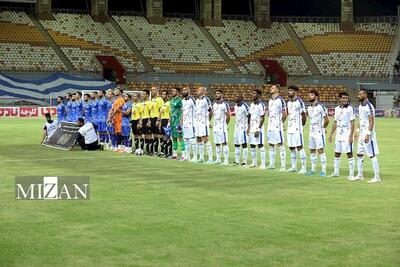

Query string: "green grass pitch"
[[0, 117, 399, 266]]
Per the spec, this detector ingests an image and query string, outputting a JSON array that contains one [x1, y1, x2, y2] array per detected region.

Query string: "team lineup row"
[[53, 84, 381, 184]]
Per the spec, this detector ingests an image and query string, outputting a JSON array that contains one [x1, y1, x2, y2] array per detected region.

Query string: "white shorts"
[[213, 132, 228, 144], [335, 140, 353, 154], [267, 130, 284, 145], [357, 138, 379, 157], [183, 125, 196, 139], [195, 124, 210, 137], [234, 130, 248, 145], [287, 132, 303, 148], [309, 134, 326, 149], [249, 131, 264, 146]]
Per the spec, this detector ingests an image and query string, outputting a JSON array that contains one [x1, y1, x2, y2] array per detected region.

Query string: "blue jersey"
[[98, 97, 109, 122], [91, 100, 99, 123], [70, 101, 78, 122], [65, 101, 73, 122], [83, 101, 92, 123], [75, 100, 83, 119], [122, 102, 132, 126], [57, 103, 66, 122]]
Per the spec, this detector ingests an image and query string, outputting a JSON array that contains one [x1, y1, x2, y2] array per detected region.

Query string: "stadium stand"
[[113, 16, 232, 74], [0, 11, 66, 71], [291, 22, 396, 77], [39, 13, 145, 73], [207, 20, 311, 76]]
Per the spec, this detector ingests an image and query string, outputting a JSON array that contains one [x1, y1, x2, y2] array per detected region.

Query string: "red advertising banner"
[[0, 107, 56, 118]]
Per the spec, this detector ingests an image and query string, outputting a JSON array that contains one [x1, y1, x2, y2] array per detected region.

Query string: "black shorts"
[[141, 118, 151, 135], [160, 119, 169, 135], [150, 117, 159, 134], [131, 119, 141, 136]]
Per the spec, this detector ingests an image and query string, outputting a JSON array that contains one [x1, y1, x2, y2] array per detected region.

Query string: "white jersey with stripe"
[[287, 97, 305, 134], [307, 102, 327, 136], [249, 101, 265, 133], [182, 96, 196, 128], [195, 96, 212, 126], [358, 100, 377, 140], [334, 104, 355, 141], [267, 96, 286, 132], [234, 102, 249, 132], [212, 100, 229, 133]]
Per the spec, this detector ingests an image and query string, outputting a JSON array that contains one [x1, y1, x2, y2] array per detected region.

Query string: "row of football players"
[[55, 85, 381, 183], [159, 85, 380, 184]]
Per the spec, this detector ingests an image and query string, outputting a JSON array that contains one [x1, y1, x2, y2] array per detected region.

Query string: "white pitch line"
[[0, 155, 133, 163]]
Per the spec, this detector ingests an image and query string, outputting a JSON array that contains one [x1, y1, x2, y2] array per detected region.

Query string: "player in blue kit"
[[121, 94, 132, 153], [56, 96, 66, 122], [65, 93, 74, 122], [69, 93, 78, 122], [75, 92, 84, 120], [83, 93, 92, 123], [97, 90, 109, 146], [90, 91, 99, 130]]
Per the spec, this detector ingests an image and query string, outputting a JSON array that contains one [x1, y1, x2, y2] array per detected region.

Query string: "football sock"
[[153, 138, 159, 153], [357, 155, 364, 177], [291, 150, 297, 169], [334, 157, 341, 175], [251, 147, 257, 165], [216, 145, 222, 162], [260, 146, 266, 167], [269, 147, 276, 167], [320, 152, 327, 173], [223, 145, 229, 163], [348, 157, 354, 177], [279, 146, 286, 169], [198, 142, 204, 160], [206, 141, 213, 161], [191, 139, 197, 160], [242, 147, 248, 164], [371, 157, 380, 178], [310, 152, 317, 172], [234, 146, 240, 163], [299, 149, 307, 169]]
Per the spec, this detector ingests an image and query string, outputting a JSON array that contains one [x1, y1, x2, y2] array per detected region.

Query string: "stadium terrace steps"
[[195, 22, 241, 74], [39, 13, 145, 73], [284, 23, 321, 76], [0, 11, 66, 72], [109, 17, 153, 72], [29, 15, 75, 71], [291, 22, 396, 77], [113, 16, 232, 74], [206, 20, 312, 76], [389, 24, 400, 77]]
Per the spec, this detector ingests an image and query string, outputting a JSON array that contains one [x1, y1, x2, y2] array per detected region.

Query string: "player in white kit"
[[181, 86, 198, 161], [328, 91, 355, 179], [247, 89, 266, 169], [286, 85, 307, 174], [267, 84, 287, 171], [195, 87, 213, 163], [350, 89, 381, 183], [212, 90, 230, 165], [233, 92, 249, 166], [306, 89, 329, 176]]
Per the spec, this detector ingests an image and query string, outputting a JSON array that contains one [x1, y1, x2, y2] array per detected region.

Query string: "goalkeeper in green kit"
[[170, 87, 186, 160]]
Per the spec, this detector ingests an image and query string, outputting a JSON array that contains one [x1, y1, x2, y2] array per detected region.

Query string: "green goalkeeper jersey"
[[170, 96, 183, 138]]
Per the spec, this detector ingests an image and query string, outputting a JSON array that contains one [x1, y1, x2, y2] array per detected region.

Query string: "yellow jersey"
[[141, 100, 152, 119], [160, 100, 170, 120], [131, 102, 142, 120], [150, 96, 164, 118]]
